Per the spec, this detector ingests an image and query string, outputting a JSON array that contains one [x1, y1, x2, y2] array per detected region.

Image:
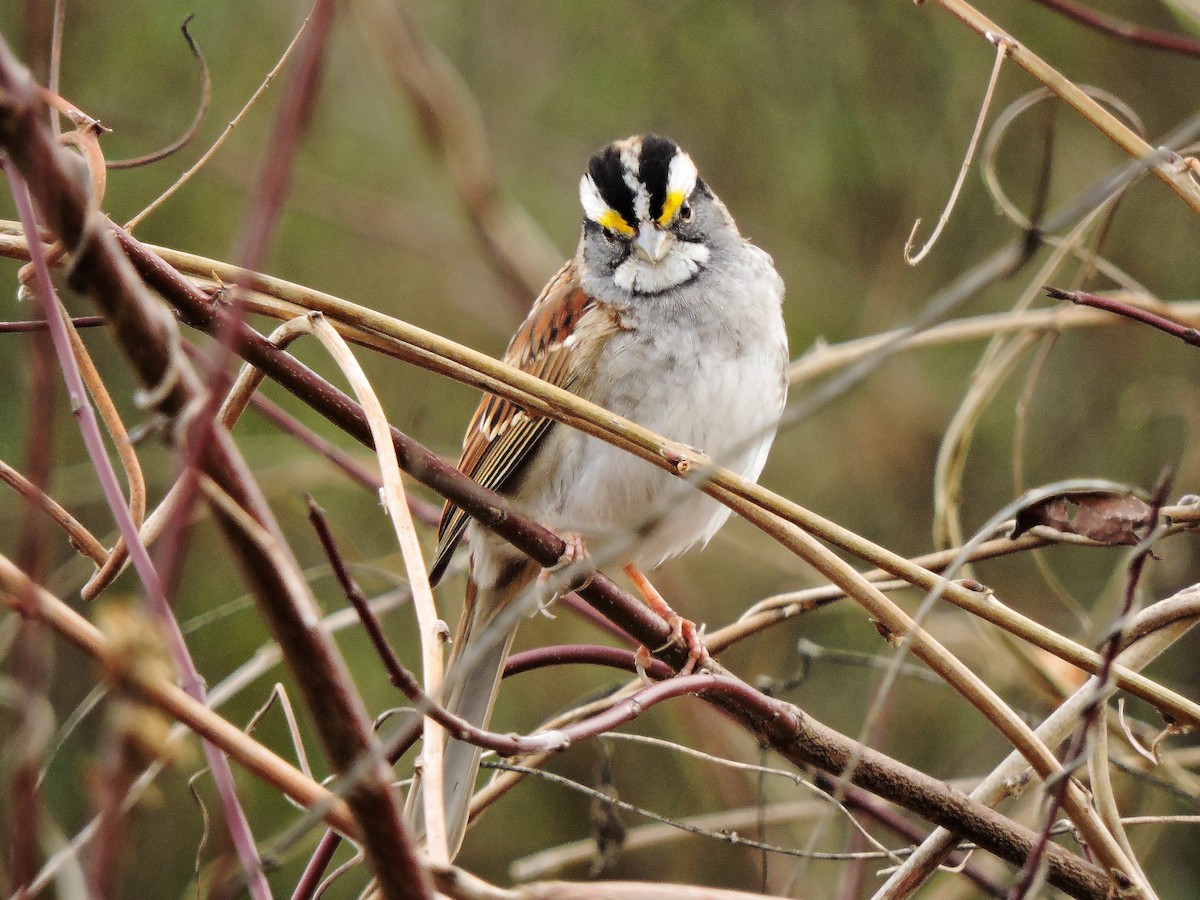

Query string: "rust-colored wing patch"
[[430, 260, 617, 583]]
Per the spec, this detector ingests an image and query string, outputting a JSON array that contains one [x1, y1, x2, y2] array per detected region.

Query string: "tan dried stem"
[[872, 584, 1200, 899], [304, 312, 450, 864], [0, 552, 359, 836], [904, 36, 1008, 264], [786, 295, 1200, 386], [0, 457, 107, 563], [923, 0, 1200, 213]]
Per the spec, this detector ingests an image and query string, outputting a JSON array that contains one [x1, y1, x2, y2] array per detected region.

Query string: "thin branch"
[[106, 15, 211, 170], [924, 0, 1200, 213], [1029, 0, 1200, 57], [786, 296, 1200, 385], [503, 644, 673, 681], [1046, 286, 1200, 347], [905, 35, 1009, 264], [0, 314, 105, 331], [307, 496, 410, 687], [0, 456, 108, 564]]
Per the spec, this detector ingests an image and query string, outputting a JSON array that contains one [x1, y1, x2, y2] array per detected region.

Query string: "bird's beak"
[[634, 222, 674, 263]]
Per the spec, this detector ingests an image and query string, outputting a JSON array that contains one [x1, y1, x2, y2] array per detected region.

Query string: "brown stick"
[[108, 228, 1115, 896], [0, 35, 431, 900]]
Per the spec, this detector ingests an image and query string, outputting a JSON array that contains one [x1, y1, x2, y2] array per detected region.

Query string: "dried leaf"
[[1012, 490, 1152, 545]]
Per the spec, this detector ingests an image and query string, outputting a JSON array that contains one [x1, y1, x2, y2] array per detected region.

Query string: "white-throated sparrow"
[[411, 134, 788, 854]]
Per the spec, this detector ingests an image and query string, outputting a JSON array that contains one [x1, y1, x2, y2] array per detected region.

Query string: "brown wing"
[[429, 259, 618, 584]]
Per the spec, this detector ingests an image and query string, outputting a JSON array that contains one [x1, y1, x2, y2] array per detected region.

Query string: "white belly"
[[518, 264, 787, 569]]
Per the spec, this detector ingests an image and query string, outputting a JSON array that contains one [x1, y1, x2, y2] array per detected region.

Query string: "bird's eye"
[[679, 202, 693, 222]]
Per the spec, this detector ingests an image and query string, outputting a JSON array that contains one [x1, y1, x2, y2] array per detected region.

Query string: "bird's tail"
[[406, 570, 527, 857]]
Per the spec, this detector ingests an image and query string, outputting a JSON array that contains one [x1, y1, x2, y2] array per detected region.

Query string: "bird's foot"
[[623, 563, 709, 676], [536, 533, 592, 616]]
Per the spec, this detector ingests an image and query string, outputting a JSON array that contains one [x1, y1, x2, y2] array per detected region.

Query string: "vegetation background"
[[0, 1, 1198, 897]]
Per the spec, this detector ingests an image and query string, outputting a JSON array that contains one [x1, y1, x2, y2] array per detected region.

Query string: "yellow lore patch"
[[596, 208, 635, 236], [658, 190, 685, 226]]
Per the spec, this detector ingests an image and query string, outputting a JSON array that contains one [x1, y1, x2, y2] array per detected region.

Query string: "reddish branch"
[[110, 196, 1115, 898], [0, 35, 431, 900], [1008, 473, 1171, 899], [0, 314, 105, 331], [504, 644, 674, 680], [0, 29, 1119, 900], [1030, 0, 1200, 57], [1046, 286, 1200, 348]]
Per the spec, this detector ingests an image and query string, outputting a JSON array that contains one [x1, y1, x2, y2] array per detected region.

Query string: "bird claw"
[[537, 532, 593, 601], [634, 645, 654, 685], [623, 563, 710, 676]]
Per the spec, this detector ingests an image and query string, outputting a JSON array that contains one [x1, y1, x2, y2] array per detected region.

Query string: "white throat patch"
[[613, 241, 711, 293]]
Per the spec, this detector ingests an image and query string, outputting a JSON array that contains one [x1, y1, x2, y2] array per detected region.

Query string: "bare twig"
[[1046, 286, 1200, 348], [0, 313, 105, 331], [0, 40, 430, 899], [1030, 0, 1200, 57], [786, 297, 1200, 385], [0, 456, 107, 564], [106, 16, 211, 170], [904, 35, 1008, 264]]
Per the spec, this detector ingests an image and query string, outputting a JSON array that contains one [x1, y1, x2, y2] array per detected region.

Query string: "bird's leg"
[[535, 532, 591, 615], [623, 563, 708, 677]]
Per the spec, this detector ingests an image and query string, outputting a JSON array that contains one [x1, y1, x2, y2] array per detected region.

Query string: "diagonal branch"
[[100, 231, 1121, 895], [0, 36, 431, 900]]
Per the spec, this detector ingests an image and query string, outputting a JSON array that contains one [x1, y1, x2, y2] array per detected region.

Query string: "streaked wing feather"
[[430, 260, 614, 583]]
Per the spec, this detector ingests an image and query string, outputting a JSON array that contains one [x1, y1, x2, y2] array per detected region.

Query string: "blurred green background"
[[1, 1, 1199, 897]]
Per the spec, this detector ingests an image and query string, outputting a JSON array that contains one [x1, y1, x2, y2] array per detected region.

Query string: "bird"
[[408, 134, 788, 856]]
